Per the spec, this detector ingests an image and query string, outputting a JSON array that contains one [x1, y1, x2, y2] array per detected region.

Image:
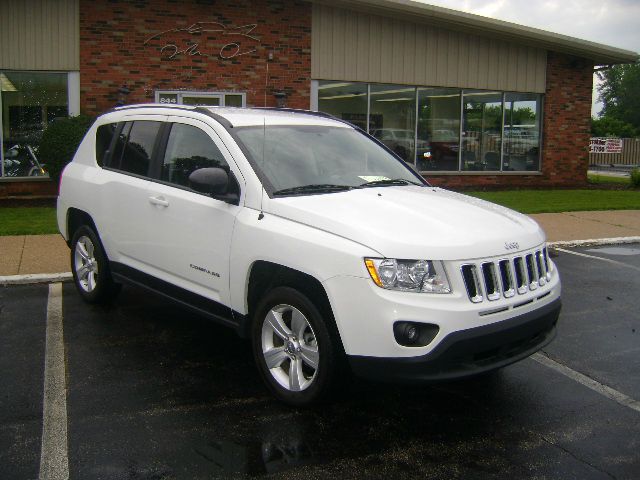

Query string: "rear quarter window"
[[95, 123, 118, 166]]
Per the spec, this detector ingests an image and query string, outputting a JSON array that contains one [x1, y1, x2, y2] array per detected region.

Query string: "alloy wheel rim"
[[74, 235, 99, 293], [261, 304, 319, 392]]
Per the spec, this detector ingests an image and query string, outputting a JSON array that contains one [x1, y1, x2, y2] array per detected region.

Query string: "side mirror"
[[188, 167, 239, 204]]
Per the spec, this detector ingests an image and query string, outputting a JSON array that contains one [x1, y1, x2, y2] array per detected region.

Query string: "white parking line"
[[532, 353, 640, 414], [554, 247, 640, 272], [39, 283, 69, 480]]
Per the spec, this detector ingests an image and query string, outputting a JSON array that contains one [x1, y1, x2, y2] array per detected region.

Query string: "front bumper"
[[348, 297, 561, 383]]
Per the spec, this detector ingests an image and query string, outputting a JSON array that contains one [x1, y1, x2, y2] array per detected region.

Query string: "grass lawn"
[[467, 189, 640, 214], [1, 187, 640, 235], [0, 207, 59, 236]]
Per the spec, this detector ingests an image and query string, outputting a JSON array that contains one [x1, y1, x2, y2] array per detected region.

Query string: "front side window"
[[234, 125, 423, 194], [161, 123, 228, 187]]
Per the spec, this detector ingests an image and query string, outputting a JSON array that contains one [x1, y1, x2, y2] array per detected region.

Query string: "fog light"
[[406, 325, 418, 342], [393, 321, 439, 347]]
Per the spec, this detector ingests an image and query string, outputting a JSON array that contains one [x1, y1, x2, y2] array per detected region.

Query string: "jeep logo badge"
[[504, 242, 519, 250]]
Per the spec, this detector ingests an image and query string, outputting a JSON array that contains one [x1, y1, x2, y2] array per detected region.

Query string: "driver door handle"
[[148, 195, 169, 207]]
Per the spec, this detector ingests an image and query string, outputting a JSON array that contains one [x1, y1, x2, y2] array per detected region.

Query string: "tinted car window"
[[118, 121, 161, 176], [95, 123, 117, 166], [161, 123, 228, 187], [108, 122, 131, 170]]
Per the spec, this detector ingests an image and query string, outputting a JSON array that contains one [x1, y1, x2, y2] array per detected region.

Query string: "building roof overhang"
[[311, 0, 639, 65]]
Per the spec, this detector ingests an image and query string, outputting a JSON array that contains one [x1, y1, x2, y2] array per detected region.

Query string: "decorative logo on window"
[[143, 22, 260, 60]]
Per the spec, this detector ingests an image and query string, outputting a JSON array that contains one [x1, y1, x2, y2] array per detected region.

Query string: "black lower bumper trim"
[[349, 297, 561, 383]]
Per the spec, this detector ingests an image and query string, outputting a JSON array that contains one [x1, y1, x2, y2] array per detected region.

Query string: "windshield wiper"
[[358, 178, 422, 188], [273, 184, 353, 196]]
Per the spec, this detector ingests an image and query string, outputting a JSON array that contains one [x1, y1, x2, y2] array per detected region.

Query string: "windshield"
[[234, 125, 425, 195]]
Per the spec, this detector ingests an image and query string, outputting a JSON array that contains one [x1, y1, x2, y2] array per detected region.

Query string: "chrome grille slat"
[[498, 259, 515, 298], [461, 248, 550, 303], [536, 251, 547, 286], [514, 257, 528, 294], [461, 264, 483, 303], [525, 254, 538, 290], [482, 262, 501, 301]]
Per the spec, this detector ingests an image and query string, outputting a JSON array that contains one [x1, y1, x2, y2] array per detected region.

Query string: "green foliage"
[[38, 115, 95, 184], [631, 168, 640, 188], [597, 62, 640, 133], [591, 116, 639, 138], [467, 190, 640, 214]]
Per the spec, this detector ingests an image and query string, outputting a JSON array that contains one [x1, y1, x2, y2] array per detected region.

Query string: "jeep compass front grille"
[[461, 247, 551, 303]]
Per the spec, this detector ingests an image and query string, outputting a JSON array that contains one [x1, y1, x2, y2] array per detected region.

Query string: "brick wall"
[[0, 180, 57, 199], [80, 0, 311, 115], [428, 52, 594, 189]]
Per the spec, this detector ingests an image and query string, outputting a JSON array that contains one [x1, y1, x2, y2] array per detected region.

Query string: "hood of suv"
[[266, 186, 545, 260]]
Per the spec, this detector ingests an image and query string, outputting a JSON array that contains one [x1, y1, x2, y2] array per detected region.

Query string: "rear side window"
[[107, 121, 161, 177], [120, 121, 161, 176], [161, 123, 229, 188], [95, 123, 117, 166]]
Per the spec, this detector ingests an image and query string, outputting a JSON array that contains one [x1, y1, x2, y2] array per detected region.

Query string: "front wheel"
[[252, 287, 340, 406], [70, 225, 120, 304]]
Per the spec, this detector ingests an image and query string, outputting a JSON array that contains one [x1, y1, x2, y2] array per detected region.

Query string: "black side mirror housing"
[[188, 167, 239, 204]]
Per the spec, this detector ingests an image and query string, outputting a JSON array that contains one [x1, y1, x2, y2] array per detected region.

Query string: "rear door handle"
[[148, 195, 169, 207]]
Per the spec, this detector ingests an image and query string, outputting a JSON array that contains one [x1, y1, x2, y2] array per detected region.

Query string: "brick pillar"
[[542, 52, 594, 187]]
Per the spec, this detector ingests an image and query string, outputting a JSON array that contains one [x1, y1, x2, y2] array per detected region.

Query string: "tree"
[[38, 115, 94, 184], [597, 62, 640, 135], [591, 116, 638, 138]]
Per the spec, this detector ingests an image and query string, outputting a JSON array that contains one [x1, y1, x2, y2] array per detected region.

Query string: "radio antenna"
[[258, 116, 265, 220]]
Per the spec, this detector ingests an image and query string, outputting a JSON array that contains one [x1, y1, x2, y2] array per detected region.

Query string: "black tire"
[[252, 287, 340, 406], [70, 225, 120, 304]]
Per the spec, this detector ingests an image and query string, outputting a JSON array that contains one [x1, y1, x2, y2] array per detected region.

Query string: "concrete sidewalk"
[[1, 210, 640, 277]]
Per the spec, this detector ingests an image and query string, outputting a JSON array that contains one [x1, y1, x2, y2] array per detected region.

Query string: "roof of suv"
[[112, 104, 350, 129]]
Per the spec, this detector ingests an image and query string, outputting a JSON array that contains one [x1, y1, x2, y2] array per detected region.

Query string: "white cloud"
[[422, 0, 640, 52]]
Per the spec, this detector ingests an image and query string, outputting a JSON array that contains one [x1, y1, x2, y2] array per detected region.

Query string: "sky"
[[418, 0, 640, 115]]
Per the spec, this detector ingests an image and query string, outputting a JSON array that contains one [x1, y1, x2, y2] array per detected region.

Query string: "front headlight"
[[364, 258, 451, 293]]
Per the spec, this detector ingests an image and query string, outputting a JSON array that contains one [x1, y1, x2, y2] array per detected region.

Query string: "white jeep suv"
[[57, 105, 561, 405]]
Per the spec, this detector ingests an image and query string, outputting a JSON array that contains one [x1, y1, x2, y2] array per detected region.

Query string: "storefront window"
[[1, 71, 68, 177], [417, 88, 461, 171], [315, 81, 542, 173], [317, 82, 368, 131], [369, 84, 416, 164], [503, 93, 541, 171], [462, 91, 503, 172]]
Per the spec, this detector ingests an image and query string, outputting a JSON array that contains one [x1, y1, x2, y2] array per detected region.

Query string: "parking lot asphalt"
[[1, 245, 639, 480]]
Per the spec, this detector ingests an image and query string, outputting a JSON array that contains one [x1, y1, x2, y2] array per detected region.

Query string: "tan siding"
[[312, 4, 546, 93], [0, 0, 79, 71]]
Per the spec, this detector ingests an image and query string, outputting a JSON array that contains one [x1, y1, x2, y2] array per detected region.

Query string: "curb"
[[548, 236, 640, 248], [0, 272, 73, 286]]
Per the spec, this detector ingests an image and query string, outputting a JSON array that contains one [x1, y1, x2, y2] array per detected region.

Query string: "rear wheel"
[[252, 287, 340, 406], [70, 225, 120, 304]]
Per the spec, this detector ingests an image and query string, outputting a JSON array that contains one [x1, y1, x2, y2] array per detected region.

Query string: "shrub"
[[38, 115, 95, 184], [631, 168, 640, 188]]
